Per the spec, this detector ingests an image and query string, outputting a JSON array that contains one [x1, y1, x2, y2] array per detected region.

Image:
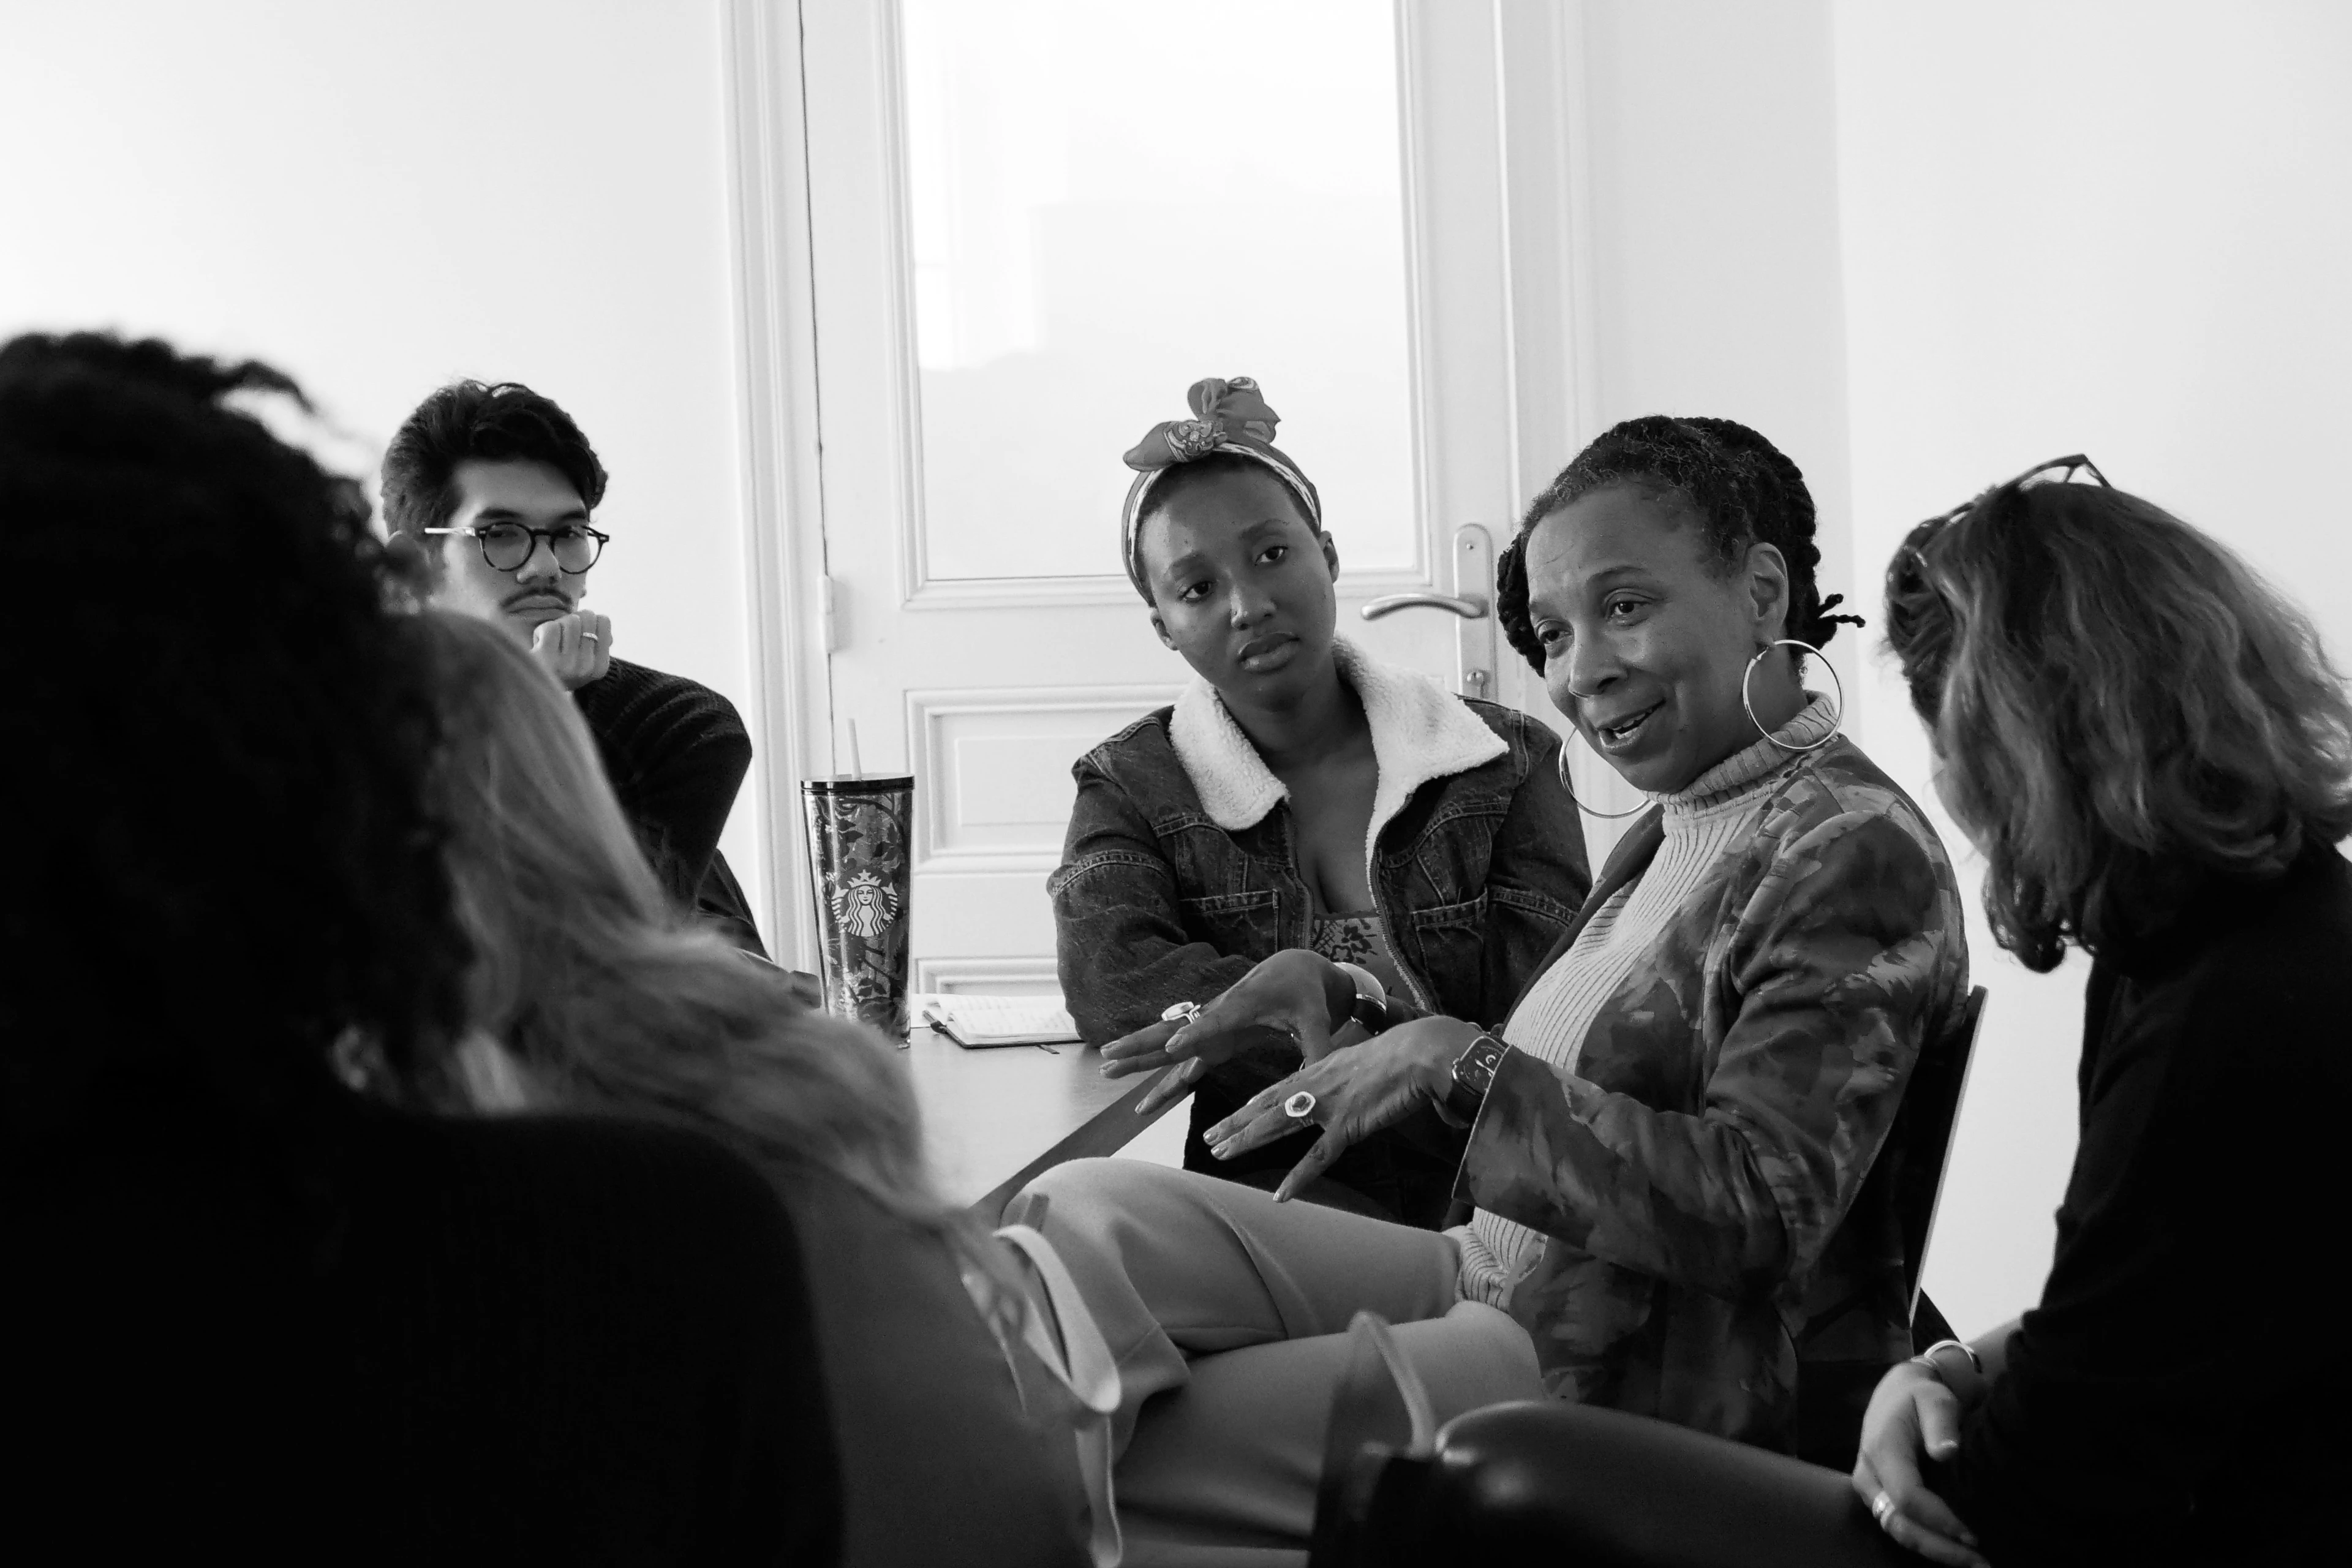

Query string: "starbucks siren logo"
[[831, 870, 900, 938]]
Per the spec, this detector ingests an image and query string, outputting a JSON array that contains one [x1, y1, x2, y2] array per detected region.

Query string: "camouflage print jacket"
[[1456, 735, 1968, 1450]]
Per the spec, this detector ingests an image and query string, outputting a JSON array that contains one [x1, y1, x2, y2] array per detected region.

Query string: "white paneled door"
[[740, 0, 1636, 979]]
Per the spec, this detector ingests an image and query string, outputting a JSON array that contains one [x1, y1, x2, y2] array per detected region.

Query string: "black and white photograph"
[[6, 3, 2345, 1563]]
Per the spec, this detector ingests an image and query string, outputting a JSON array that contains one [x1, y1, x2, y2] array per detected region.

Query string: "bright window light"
[[900, 0, 1417, 582]]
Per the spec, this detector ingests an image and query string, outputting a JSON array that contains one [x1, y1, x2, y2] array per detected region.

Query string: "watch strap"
[[1443, 1033, 1507, 1125]]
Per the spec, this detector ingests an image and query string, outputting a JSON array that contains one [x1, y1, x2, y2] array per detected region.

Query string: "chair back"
[[1894, 986, 1986, 1317], [1789, 986, 1986, 1464], [1310, 1375, 1914, 1566], [1408, 1402, 1913, 1567]]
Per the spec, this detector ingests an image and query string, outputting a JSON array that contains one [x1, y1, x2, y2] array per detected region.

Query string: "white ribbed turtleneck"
[[1452, 693, 1842, 1309]]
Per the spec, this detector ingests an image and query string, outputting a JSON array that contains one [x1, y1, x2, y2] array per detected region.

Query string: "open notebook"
[[920, 993, 1084, 1049]]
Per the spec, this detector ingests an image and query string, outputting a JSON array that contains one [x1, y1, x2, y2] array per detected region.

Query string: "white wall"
[[1832, 0, 2352, 1335], [0, 0, 767, 924], [1578, 0, 1857, 710]]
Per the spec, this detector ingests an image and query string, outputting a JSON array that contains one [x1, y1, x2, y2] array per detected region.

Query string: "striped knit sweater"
[[1453, 694, 1842, 1309]]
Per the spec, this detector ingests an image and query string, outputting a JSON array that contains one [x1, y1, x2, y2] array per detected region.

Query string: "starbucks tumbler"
[[799, 775, 914, 1032]]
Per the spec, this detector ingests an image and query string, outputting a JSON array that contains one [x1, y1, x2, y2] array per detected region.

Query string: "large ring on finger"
[[1161, 1001, 1200, 1026], [1870, 1491, 1896, 1530], [1283, 1090, 1317, 1121]]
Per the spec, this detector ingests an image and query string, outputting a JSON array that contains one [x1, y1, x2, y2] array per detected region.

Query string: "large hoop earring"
[[1556, 732, 1648, 818], [1743, 638, 1844, 753]]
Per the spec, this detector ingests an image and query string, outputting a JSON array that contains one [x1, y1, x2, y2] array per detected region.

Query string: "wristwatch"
[[1442, 1033, 1509, 1125], [1331, 961, 1390, 1036]]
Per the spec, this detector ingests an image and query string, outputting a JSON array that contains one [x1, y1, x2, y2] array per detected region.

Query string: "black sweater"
[[15, 1098, 840, 1563], [1945, 845, 2352, 1566], [575, 656, 764, 950]]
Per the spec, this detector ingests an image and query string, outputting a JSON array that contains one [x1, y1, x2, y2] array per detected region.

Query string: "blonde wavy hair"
[[1886, 477, 2352, 971], [399, 610, 973, 1253]]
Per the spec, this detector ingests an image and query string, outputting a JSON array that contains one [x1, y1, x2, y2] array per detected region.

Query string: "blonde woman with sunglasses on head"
[[1853, 461, 2352, 1568]]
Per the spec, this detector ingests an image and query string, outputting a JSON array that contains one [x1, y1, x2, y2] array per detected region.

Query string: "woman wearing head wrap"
[[1052, 376, 1593, 1228]]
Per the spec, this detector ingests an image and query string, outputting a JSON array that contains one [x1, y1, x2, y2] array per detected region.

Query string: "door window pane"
[[901, 0, 1415, 582]]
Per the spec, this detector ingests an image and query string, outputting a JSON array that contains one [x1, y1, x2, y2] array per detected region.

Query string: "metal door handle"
[[1355, 526, 1499, 701], [1360, 591, 1489, 621]]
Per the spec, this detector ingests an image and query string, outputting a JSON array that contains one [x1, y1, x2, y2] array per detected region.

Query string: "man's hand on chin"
[[530, 611, 614, 692]]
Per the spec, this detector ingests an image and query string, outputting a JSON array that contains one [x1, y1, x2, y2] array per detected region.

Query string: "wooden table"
[[902, 1019, 1186, 1221]]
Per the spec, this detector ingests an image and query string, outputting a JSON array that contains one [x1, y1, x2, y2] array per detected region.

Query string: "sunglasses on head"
[[1897, 453, 2111, 575]]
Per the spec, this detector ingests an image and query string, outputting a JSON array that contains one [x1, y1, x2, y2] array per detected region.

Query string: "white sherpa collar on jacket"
[[1167, 638, 1508, 878]]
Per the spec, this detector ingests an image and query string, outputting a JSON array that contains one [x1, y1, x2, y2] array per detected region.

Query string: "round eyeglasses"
[[424, 521, 609, 575]]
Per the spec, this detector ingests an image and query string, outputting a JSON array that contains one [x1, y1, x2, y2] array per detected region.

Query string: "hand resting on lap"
[[1852, 1360, 1988, 1567]]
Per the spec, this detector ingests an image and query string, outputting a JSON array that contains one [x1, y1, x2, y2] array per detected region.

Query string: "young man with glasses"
[[382, 380, 767, 956]]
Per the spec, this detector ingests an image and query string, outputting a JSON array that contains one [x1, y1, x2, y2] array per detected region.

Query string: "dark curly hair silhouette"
[[0, 331, 467, 1158], [1496, 415, 1861, 673]]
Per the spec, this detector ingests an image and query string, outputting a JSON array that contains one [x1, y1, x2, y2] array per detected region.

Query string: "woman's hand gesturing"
[[1101, 950, 1346, 1117], [1852, 1362, 1987, 1567], [1202, 1016, 1479, 1201]]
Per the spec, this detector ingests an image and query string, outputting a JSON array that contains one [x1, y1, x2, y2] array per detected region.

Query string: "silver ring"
[[1160, 1001, 1200, 1026], [581, 630, 600, 643], [1871, 1491, 1896, 1529], [1283, 1090, 1317, 1121]]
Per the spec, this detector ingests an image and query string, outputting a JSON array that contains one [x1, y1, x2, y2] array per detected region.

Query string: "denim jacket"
[[1050, 643, 1592, 1224]]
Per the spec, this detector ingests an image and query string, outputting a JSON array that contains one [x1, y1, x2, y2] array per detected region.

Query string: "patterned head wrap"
[[1119, 375, 1322, 601]]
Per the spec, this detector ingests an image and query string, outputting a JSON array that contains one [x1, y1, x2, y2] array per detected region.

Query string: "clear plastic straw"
[[848, 718, 864, 780]]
